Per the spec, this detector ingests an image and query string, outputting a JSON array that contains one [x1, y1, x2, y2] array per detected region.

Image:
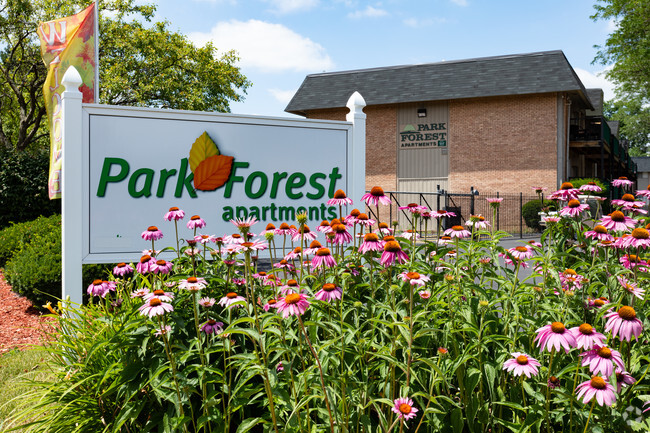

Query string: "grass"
[[0, 348, 54, 432]]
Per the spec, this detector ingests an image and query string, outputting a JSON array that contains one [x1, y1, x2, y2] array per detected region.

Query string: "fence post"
[[470, 186, 475, 215], [496, 191, 500, 231], [519, 192, 523, 239]]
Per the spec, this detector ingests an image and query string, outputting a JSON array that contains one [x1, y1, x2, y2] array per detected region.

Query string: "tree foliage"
[[604, 97, 650, 155], [0, 0, 251, 151]]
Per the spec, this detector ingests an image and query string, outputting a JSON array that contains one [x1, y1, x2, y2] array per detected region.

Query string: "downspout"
[[565, 96, 572, 181]]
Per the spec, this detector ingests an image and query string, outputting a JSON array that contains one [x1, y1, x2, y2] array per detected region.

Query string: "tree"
[[592, 0, 650, 102], [604, 97, 650, 156], [0, 0, 251, 151]]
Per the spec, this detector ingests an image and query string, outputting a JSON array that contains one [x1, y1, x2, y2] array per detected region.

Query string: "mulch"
[[0, 271, 54, 355]]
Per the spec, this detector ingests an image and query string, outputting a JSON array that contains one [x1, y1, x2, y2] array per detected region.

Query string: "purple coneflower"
[[230, 216, 258, 231], [201, 319, 224, 334], [327, 189, 353, 206], [576, 376, 616, 406], [330, 223, 353, 244], [141, 226, 163, 241], [312, 248, 337, 268], [580, 182, 602, 193], [618, 276, 645, 299], [618, 228, 650, 249], [199, 297, 216, 308], [392, 397, 418, 421], [292, 225, 317, 242], [378, 221, 394, 234], [144, 289, 175, 303], [534, 321, 576, 353], [570, 323, 606, 350], [399, 203, 427, 214], [359, 233, 383, 254], [276, 293, 310, 318], [419, 290, 431, 299], [585, 225, 613, 242], [559, 269, 585, 291], [380, 240, 409, 266], [264, 299, 278, 311], [466, 214, 490, 230], [502, 352, 541, 378], [600, 210, 637, 232], [113, 262, 134, 277], [636, 185, 650, 199], [314, 283, 343, 302], [317, 220, 332, 233], [355, 213, 375, 227], [399, 271, 430, 287], [444, 225, 472, 239], [580, 345, 625, 378], [164, 206, 185, 221], [194, 234, 216, 244], [508, 245, 534, 260], [615, 368, 636, 393], [486, 197, 504, 208], [178, 276, 207, 292], [152, 259, 173, 274], [605, 306, 643, 342], [549, 182, 580, 201], [219, 292, 246, 308], [136, 255, 156, 274], [361, 186, 391, 206], [559, 199, 590, 217], [620, 253, 648, 271], [155, 325, 172, 337], [612, 176, 634, 189], [131, 288, 150, 298], [87, 279, 108, 297], [187, 215, 206, 230], [139, 297, 174, 318]]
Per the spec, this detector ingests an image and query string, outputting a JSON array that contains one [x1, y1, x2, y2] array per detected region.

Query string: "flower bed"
[[7, 183, 650, 432]]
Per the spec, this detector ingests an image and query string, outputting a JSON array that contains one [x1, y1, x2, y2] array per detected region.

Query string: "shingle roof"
[[633, 157, 650, 173], [286, 50, 593, 115]]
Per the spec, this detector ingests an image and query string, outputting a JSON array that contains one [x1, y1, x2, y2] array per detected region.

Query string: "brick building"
[[285, 51, 636, 196]]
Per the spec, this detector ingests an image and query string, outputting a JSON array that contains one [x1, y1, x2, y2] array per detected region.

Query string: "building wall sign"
[[81, 105, 359, 263], [399, 122, 447, 148]]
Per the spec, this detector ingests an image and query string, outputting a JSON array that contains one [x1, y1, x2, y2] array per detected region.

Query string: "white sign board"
[[80, 105, 361, 264]]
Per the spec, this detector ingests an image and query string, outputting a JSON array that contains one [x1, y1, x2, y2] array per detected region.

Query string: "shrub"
[[0, 148, 60, 229], [570, 177, 608, 197], [522, 199, 556, 231], [0, 214, 61, 267]]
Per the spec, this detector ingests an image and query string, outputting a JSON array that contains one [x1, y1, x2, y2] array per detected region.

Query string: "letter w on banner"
[[38, 3, 96, 199]]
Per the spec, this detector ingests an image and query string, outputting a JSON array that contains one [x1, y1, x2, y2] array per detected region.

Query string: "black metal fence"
[[365, 189, 541, 238]]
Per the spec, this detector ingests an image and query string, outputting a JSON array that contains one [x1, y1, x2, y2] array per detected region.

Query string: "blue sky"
[[148, 0, 616, 117]]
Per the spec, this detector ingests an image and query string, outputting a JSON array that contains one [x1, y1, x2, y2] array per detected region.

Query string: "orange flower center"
[[265, 223, 275, 230], [370, 186, 385, 197], [610, 211, 625, 222], [287, 279, 298, 287], [268, 299, 276, 305], [619, 176, 628, 181], [285, 293, 301, 304], [242, 242, 254, 248], [191, 215, 201, 221], [232, 234, 241, 239], [407, 203, 418, 208], [515, 246, 528, 252], [279, 223, 290, 230], [316, 248, 332, 257], [452, 225, 464, 231], [588, 181, 596, 186], [333, 224, 347, 233], [590, 376, 606, 390], [309, 240, 322, 249], [117, 262, 126, 267], [383, 235, 396, 242], [594, 225, 607, 234], [333, 189, 347, 199], [516, 355, 528, 365], [364, 233, 379, 242], [384, 241, 402, 252], [350, 209, 361, 217], [406, 272, 421, 280], [156, 260, 166, 266], [226, 292, 238, 299], [169, 207, 179, 211], [560, 182, 574, 190], [140, 255, 152, 263], [594, 299, 606, 307], [568, 199, 581, 208], [357, 213, 369, 220], [579, 323, 593, 335], [92, 279, 102, 285], [618, 306, 637, 320], [632, 228, 650, 240], [597, 346, 612, 359], [550, 321, 565, 333], [564, 268, 577, 276], [319, 220, 330, 227], [399, 403, 412, 415], [438, 347, 448, 354], [379, 222, 389, 229], [147, 226, 158, 231], [149, 298, 162, 307], [622, 193, 635, 202], [154, 289, 165, 295], [187, 277, 198, 283], [323, 283, 336, 292]]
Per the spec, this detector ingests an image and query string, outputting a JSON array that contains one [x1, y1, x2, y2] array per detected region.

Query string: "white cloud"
[[574, 67, 616, 101], [348, 5, 388, 19], [403, 17, 444, 28], [450, 0, 468, 5], [189, 19, 334, 73], [269, 88, 297, 104], [264, 0, 319, 14]]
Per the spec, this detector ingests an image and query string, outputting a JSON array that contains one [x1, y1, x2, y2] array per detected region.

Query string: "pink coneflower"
[[199, 297, 216, 308], [601, 210, 637, 232], [274, 222, 293, 236], [559, 269, 585, 291], [612, 176, 634, 189], [618, 227, 650, 249], [508, 245, 534, 260], [164, 206, 185, 221], [344, 209, 361, 226], [580, 345, 625, 377], [392, 397, 418, 421], [576, 376, 616, 406], [113, 262, 134, 277], [399, 203, 427, 214], [570, 323, 607, 350], [152, 259, 173, 274], [355, 213, 375, 227], [615, 368, 636, 393], [486, 197, 504, 208], [636, 185, 650, 199], [194, 234, 215, 244], [543, 216, 561, 224], [559, 199, 590, 217], [444, 225, 472, 239], [259, 223, 276, 236], [378, 221, 394, 234], [317, 220, 332, 234], [239, 240, 268, 253], [276, 292, 310, 318], [612, 193, 646, 210], [550, 182, 580, 201], [431, 209, 457, 219], [502, 352, 541, 378], [361, 186, 392, 206], [223, 233, 245, 244], [219, 292, 246, 308], [230, 216, 258, 231], [136, 255, 156, 274], [279, 279, 300, 296], [605, 306, 643, 342], [178, 276, 207, 292], [141, 226, 163, 241], [399, 271, 430, 287], [201, 319, 224, 334], [314, 283, 343, 302], [131, 288, 150, 298], [399, 230, 420, 241], [466, 215, 490, 230], [359, 233, 383, 254], [155, 325, 172, 337], [380, 240, 409, 266], [144, 289, 175, 303], [548, 376, 561, 389], [500, 254, 529, 269], [327, 189, 353, 206], [618, 276, 646, 299], [620, 253, 648, 270], [534, 321, 576, 353], [232, 277, 246, 286], [585, 225, 613, 242], [419, 290, 431, 299], [264, 299, 278, 311], [283, 247, 302, 261], [531, 186, 548, 194], [304, 240, 323, 256], [292, 225, 317, 242], [187, 215, 206, 230], [330, 223, 353, 244], [87, 279, 108, 297], [139, 297, 174, 318], [580, 182, 602, 193], [312, 248, 337, 268], [274, 259, 296, 272]]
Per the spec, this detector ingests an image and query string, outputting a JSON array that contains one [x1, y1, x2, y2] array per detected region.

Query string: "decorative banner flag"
[[38, 3, 96, 199]]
